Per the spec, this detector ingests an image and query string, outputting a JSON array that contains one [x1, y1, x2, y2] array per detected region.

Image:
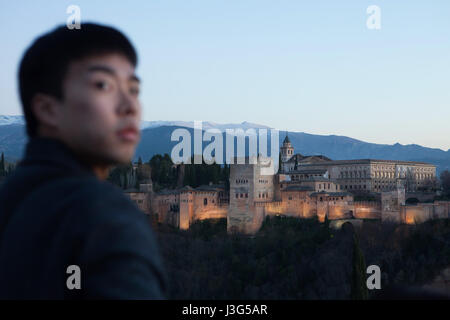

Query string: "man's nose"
[[117, 87, 139, 116]]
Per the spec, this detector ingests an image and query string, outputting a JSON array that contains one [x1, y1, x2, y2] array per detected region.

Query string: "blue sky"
[[0, 0, 449, 150]]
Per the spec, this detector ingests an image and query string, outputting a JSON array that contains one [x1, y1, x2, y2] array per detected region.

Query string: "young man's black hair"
[[0, 23, 167, 299], [19, 23, 137, 138]]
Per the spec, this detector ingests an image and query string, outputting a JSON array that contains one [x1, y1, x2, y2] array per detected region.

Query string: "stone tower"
[[280, 134, 294, 163], [179, 186, 195, 230], [228, 156, 275, 234]]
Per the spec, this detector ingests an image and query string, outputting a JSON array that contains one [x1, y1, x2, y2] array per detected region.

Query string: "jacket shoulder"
[[66, 178, 145, 221]]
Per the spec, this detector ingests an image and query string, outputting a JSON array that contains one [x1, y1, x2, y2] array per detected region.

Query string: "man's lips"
[[117, 127, 139, 142]]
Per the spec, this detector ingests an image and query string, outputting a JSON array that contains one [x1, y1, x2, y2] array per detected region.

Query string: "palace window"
[[204, 198, 207, 206]]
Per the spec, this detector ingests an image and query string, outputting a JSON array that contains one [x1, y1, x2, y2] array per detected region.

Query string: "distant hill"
[[136, 126, 450, 174], [0, 117, 449, 174], [0, 124, 26, 161]]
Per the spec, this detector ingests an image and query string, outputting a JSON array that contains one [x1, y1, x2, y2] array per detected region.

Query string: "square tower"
[[228, 156, 275, 234]]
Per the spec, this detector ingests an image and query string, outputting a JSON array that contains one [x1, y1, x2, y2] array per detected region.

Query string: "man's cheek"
[[92, 95, 118, 120]]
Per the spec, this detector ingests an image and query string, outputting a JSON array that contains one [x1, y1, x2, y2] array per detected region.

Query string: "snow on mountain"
[[0, 115, 25, 126], [140, 120, 272, 131], [1, 116, 271, 132]]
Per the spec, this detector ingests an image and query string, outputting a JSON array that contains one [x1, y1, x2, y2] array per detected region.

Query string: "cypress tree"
[[0, 152, 4, 176], [278, 152, 282, 173], [351, 233, 368, 300], [324, 214, 330, 229]]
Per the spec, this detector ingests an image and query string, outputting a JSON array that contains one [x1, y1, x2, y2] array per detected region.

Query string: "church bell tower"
[[280, 133, 294, 163]]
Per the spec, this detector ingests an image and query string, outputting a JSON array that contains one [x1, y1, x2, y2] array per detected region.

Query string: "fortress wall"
[[152, 199, 171, 224], [434, 201, 450, 219], [281, 191, 319, 218], [179, 192, 194, 230], [381, 210, 402, 223], [258, 200, 284, 216], [160, 210, 179, 228], [192, 191, 227, 220], [260, 197, 318, 219], [194, 206, 228, 220], [402, 205, 433, 224], [126, 192, 151, 214], [328, 202, 354, 220], [354, 201, 381, 208], [303, 201, 318, 218], [316, 201, 328, 222], [151, 193, 179, 221], [354, 203, 381, 219], [400, 202, 450, 224]]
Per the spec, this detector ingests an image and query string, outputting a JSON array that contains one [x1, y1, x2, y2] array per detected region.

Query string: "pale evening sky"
[[0, 0, 449, 150]]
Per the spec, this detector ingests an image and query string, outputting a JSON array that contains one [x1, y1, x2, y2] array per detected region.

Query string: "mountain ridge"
[[0, 118, 448, 173]]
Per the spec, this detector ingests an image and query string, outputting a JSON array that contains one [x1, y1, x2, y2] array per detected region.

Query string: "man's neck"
[[36, 132, 111, 180]]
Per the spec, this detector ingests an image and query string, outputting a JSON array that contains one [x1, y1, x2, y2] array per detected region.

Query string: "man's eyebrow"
[[87, 65, 140, 83], [87, 65, 115, 75]]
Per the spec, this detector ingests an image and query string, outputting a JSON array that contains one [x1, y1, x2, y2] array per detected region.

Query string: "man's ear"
[[31, 93, 62, 129]]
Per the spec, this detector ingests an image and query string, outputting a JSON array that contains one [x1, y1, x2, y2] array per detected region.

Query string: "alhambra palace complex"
[[126, 136, 450, 234]]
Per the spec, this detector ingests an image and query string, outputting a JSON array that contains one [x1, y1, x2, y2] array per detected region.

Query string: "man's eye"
[[95, 81, 110, 90]]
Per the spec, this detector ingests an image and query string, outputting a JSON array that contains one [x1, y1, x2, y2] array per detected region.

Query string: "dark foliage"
[[156, 216, 356, 299], [155, 217, 450, 299], [441, 170, 450, 197], [149, 154, 230, 191], [351, 231, 368, 300], [107, 162, 136, 190]]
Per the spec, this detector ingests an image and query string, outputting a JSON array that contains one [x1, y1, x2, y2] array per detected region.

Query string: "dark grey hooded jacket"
[[0, 137, 166, 299]]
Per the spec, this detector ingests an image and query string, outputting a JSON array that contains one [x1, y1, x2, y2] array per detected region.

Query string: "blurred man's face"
[[57, 53, 141, 165]]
